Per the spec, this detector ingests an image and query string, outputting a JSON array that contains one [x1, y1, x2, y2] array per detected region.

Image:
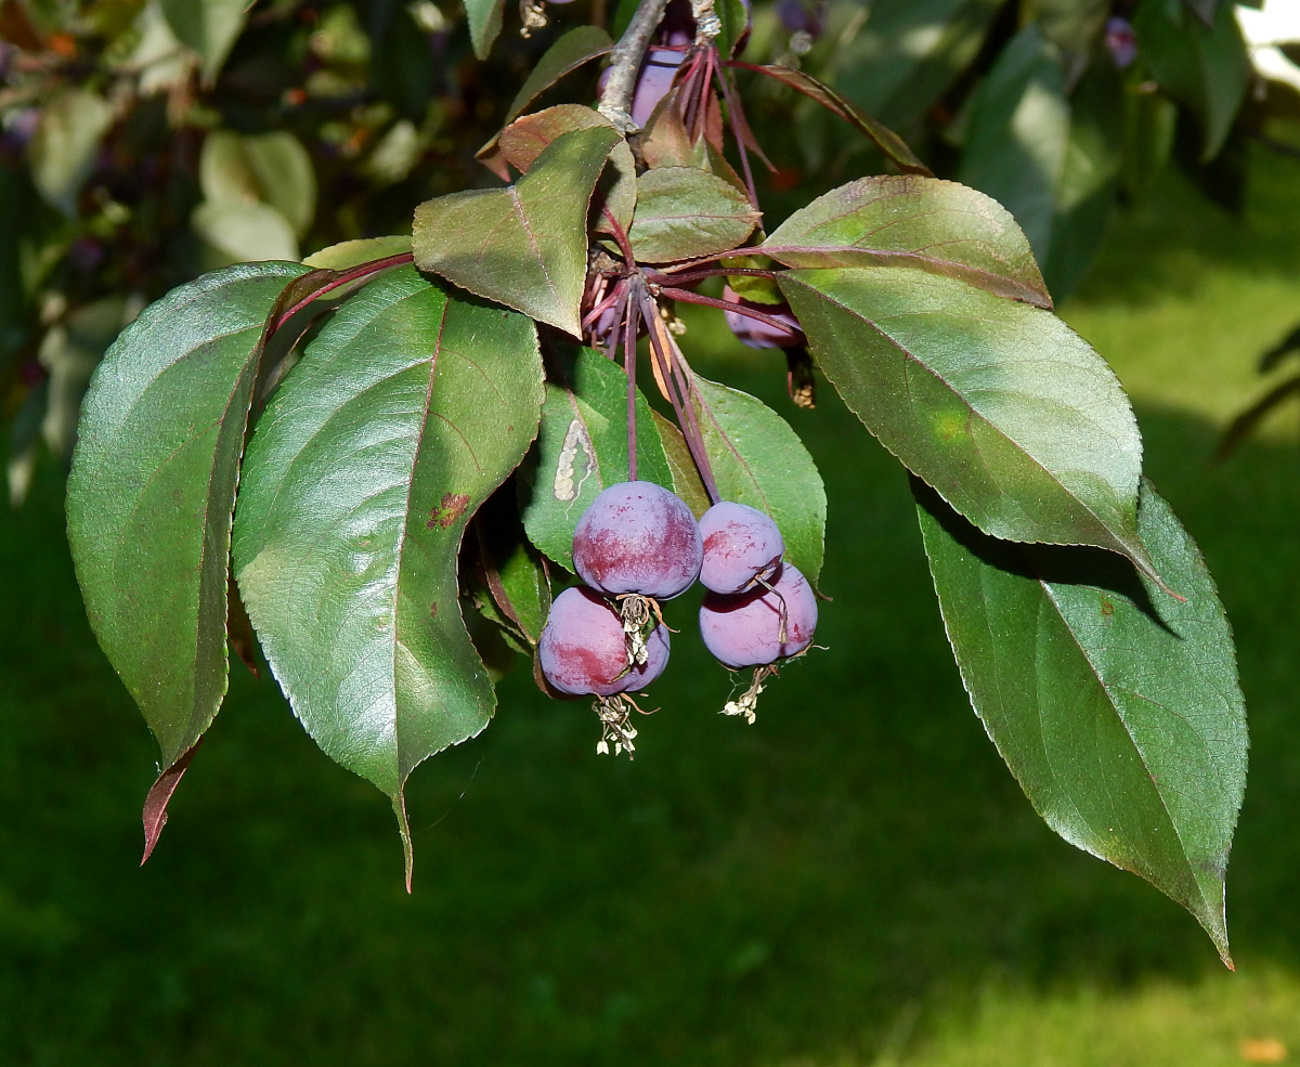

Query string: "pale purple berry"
[[572, 481, 703, 599], [539, 586, 669, 696], [723, 284, 805, 349], [631, 48, 685, 128], [699, 501, 784, 595], [699, 563, 817, 668]]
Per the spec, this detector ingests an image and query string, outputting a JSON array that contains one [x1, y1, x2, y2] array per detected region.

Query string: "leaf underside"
[[232, 267, 543, 877], [915, 478, 1247, 965]]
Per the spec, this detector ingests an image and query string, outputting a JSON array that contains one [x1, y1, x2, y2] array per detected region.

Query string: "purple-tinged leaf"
[[414, 126, 622, 336], [628, 166, 760, 264], [780, 265, 1166, 590], [762, 175, 1051, 308]]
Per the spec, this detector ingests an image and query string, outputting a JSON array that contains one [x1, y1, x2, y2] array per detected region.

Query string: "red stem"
[[639, 290, 719, 504], [274, 252, 413, 332], [623, 296, 639, 481], [658, 286, 798, 332]]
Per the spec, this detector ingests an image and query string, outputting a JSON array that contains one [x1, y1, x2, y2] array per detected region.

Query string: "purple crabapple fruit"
[[572, 481, 703, 599], [722, 284, 806, 349], [539, 586, 670, 697], [698, 500, 784, 595], [699, 563, 817, 668], [631, 48, 685, 128]]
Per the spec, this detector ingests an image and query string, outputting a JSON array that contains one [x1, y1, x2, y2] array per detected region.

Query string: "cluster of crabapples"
[[537, 480, 818, 755]]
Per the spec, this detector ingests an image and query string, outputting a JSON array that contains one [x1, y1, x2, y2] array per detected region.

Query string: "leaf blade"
[[413, 126, 622, 335], [762, 175, 1051, 308], [67, 261, 312, 768], [628, 166, 760, 264], [915, 477, 1247, 963], [232, 268, 543, 822], [779, 266, 1160, 584], [689, 374, 826, 584]]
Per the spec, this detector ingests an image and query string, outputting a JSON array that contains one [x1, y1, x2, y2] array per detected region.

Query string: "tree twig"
[[598, 0, 671, 133]]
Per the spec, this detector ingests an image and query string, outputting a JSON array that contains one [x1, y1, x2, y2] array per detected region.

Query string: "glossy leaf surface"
[[627, 167, 760, 264], [501, 26, 613, 129], [779, 266, 1159, 584], [233, 269, 542, 838], [519, 345, 673, 570], [413, 126, 621, 335], [690, 374, 826, 584], [916, 478, 1246, 964], [498, 106, 636, 233], [67, 262, 311, 769], [762, 175, 1051, 308]]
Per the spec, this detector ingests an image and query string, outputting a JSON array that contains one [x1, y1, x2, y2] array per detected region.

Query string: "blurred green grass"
[[3, 149, 1300, 1065]]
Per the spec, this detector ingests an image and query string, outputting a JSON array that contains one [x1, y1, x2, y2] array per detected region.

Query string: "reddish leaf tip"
[[140, 739, 203, 865]]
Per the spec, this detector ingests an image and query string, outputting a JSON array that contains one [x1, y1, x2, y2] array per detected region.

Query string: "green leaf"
[[159, 0, 248, 83], [762, 175, 1051, 308], [832, 0, 1002, 131], [627, 167, 760, 264], [915, 478, 1246, 965], [650, 408, 709, 519], [471, 490, 552, 648], [502, 26, 613, 128], [232, 267, 543, 883], [413, 126, 622, 336], [497, 106, 636, 234], [956, 25, 1121, 300], [303, 236, 413, 271], [66, 261, 311, 771], [464, 0, 505, 59], [690, 374, 826, 584], [1122, 86, 1178, 206], [738, 64, 933, 177], [200, 130, 317, 237], [29, 88, 113, 216], [1133, 0, 1250, 160], [715, 0, 751, 59], [518, 345, 673, 570], [778, 266, 1162, 587]]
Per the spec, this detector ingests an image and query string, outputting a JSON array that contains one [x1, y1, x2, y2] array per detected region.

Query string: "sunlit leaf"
[[413, 126, 622, 335], [233, 267, 543, 884], [628, 166, 760, 263], [193, 200, 300, 267], [497, 105, 636, 233], [916, 478, 1246, 965], [779, 266, 1163, 587], [200, 130, 317, 237], [519, 345, 673, 570], [501, 26, 613, 129], [67, 262, 311, 772], [690, 373, 826, 584], [762, 175, 1051, 308], [303, 236, 413, 271]]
